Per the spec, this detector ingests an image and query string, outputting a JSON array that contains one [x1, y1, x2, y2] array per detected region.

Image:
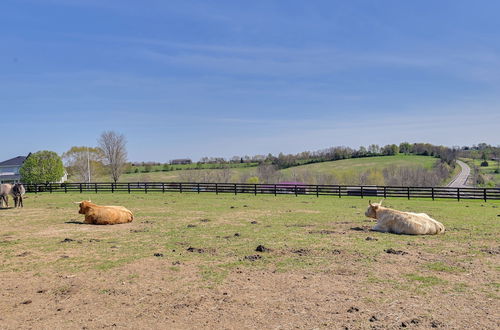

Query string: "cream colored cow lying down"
[[365, 200, 445, 235]]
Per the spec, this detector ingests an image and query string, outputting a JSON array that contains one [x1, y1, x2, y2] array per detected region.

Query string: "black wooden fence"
[[22, 182, 500, 201]]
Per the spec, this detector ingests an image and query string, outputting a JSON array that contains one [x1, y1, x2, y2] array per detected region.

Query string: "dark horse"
[[12, 183, 26, 208]]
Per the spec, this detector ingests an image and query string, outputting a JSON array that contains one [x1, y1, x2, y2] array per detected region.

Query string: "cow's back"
[[88, 206, 133, 225], [375, 209, 445, 235]]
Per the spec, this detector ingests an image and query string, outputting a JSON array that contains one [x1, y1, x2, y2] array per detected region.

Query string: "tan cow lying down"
[[76, 200, 133, 225], [365, 200, 445, 235]]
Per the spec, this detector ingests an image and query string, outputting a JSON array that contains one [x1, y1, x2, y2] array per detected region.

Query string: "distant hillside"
[[281, 154, 437, 175], [84, 154, 456, 186]]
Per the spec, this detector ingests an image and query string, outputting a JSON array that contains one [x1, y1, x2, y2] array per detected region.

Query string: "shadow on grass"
[[0, 207, 15, 211], [65, 220, 86, 225]]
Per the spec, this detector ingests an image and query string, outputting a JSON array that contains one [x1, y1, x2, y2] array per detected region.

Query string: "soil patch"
[[186, 247, 206, 253], [308, 230, 337, 235], [244, 255, 262, 261], [385, 248, 408, 255], [291, 248, 310, 256], [255, 245, 271, 252]]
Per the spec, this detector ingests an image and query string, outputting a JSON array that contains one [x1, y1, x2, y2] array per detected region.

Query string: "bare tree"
[[98, 131, 128, 183]]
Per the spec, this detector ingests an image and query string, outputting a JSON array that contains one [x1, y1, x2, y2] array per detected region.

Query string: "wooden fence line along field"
[[21, 182, 500, 201]]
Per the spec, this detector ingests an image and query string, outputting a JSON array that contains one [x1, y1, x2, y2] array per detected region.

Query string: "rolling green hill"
[[281, 154, 437, 175], [85, 154, 451, 185]]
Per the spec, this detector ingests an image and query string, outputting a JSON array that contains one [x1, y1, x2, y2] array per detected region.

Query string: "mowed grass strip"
[[0, 192, 498, 292]]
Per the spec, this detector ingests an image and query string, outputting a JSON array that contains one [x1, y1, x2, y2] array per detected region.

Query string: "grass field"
[[463, 158, 500, 187], [90, 155, 445, 184], [282, 154, 438, 175], [0, 192, 498, 328]]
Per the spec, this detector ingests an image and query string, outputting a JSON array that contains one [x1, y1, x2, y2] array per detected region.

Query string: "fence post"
[[95, 183, 98, 193], [34, 184, 38, 194], [338, 186, 341, 198], [295, 185, 298, 197], [457, 188, 460, 202], [316, 185, 319, 197], [128, 183, 131, 194], [111, 183, 114, 193], [383, 186, 387, 199], [79, 183, 82, 193], [145, 183, 148, 194], [215, 183, 218, 195], [49, 183, 52, 193], [254, 184, 257, 196], [64, 184, 67, 193], [431, 187, 434, 201], [407, 187, 410, 200], [180, 183, 183, 193], [360, 186, 363, 199], [234, 184, 237, 195], [484, 188, 487, 202], [274, 184, 277, 196], [197, 183, 200, 194]]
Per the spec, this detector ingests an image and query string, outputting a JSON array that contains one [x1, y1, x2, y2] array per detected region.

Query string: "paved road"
[[447, 160, 471, 187]]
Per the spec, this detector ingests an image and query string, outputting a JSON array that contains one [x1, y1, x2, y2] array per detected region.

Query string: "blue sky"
[[1, 0, 499, 162]]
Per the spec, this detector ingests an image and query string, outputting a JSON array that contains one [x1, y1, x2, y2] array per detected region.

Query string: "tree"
[[20, 151, 64, 183], [98, 131, 128, 183], [62, 146, 104, 182]]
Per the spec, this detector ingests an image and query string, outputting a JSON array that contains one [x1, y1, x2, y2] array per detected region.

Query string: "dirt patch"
[[308, 230, 337, 235], [130, 228, 149, 233], [255, 245, 271, 252], [244, 255, 262, 261], [385, 248, 408, 255], [285, 224, 314, 228], [481, 247, 500, 255], [291, 248, 310, 256], [186, 247, 206, 253]]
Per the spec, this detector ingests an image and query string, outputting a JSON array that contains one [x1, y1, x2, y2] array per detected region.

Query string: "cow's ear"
[[369, 200, 372, 206], [379, 199, 384, 206]]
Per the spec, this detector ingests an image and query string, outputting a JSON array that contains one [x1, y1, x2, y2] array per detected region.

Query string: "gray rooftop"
[[0, 155, 29, 167]]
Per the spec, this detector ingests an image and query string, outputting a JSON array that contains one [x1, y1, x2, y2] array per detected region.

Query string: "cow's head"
[[365, 199, 383, 219], [75, 200, 92, 214]]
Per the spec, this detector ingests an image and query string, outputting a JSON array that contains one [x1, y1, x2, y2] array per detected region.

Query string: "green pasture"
[[89, 154, 445, 184], [463, 158, 500, 187], [282, 154, 438, 175], [1, 192, 498, 295]]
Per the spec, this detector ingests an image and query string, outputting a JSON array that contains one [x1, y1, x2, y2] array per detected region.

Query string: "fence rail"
[[21, 182, 500, 201]]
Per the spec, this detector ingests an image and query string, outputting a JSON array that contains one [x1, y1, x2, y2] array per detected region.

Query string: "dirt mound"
[[385, 248, 408, 255], [308, 230, 336, 235], [291, 248, 309, 256], [187, 247, 205, 253], [244, 255, 262, 261], [255, 245, 271, 252]]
